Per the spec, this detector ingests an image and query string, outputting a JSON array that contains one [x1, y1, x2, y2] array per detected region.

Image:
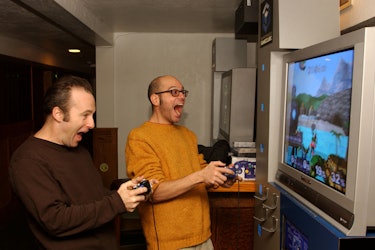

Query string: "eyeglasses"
[[155, 89, 189, 97]]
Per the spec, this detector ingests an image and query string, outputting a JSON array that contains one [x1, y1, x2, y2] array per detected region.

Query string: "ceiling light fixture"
[[68, 49, 81, 53]]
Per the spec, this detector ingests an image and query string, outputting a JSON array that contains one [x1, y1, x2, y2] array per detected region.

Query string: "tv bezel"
[[282, 47, 354, 196], [275, 27, 375, 236], [218, 71, 232, 142]]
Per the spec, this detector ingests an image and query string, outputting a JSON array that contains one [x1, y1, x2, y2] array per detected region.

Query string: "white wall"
[[340, 0, 375, 30], [96, 33, 233, 177], [96, 46, 115, 126]]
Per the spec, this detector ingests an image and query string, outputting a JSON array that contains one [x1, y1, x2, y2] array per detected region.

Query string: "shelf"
[[209, 180, 256, 193]]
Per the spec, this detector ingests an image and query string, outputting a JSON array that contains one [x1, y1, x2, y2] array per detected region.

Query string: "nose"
[[87, 115, 95, 129]]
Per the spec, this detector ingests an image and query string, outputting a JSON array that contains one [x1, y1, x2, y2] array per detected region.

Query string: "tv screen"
[[219, 73, 232, 141], [283, 49, 354, 195]]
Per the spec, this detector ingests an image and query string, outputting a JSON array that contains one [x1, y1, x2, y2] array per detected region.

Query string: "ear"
[[52, 106, 64, 122], [150, 94, 160, 106]]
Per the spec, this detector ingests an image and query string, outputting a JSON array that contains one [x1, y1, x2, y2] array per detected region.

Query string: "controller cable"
[[235, 179, 241, 250], [150, 196, 160, 250]]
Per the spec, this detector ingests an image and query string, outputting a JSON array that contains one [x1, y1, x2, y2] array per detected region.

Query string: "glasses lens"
[[171, 89, 180, 97], [167, 89, 188, 97]]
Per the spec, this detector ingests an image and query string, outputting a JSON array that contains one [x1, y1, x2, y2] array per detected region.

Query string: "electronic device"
[[133, 179, 152, 196], [232, 158, 256, 180], [275, 27, 375, 236], [218, 67, 257, 147], [224, 165, 242, 181]]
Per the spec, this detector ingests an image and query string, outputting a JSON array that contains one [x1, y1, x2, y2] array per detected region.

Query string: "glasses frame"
[[154, 89, 189, 97]]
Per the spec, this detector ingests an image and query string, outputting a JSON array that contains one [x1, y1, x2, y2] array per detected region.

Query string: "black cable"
[[151, 200, 160, 250], [236, 180, 241, 250]]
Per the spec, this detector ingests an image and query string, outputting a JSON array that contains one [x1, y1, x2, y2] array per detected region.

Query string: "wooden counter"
[[209, 180, 256, 193], [208, 180, 256, 250]]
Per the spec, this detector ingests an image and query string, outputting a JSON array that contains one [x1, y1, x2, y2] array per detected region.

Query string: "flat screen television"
[[275, 27, 375, 236]]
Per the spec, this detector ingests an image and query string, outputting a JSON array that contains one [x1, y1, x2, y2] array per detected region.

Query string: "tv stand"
[[278, 185, 375, 250]]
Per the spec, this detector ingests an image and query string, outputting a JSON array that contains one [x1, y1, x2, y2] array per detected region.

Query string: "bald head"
[[148, 75, 179, 101]]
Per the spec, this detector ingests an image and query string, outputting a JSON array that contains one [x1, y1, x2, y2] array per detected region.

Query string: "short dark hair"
[[148, 76, 163, 101], [43, 75, 93, 116]]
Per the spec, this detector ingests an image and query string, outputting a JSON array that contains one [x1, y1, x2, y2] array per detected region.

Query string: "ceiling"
[[83, 0, 243, 34], [1, 0, 244, 68]]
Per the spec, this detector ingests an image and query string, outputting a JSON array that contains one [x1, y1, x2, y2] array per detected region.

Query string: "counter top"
[[208, 181, 256, 193]]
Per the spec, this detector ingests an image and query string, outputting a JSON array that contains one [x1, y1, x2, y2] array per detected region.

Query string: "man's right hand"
[[117, 177, 148, 212]]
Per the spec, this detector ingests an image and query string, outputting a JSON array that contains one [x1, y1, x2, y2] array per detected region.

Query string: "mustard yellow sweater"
[[125, 122, 211, 250]]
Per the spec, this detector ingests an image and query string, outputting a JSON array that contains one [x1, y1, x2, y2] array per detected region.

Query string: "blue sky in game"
[[288, 49, 354, 97]]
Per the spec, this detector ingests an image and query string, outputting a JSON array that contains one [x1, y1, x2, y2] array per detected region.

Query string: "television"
[[218, 67, 257, 146], [275, 27, 375, 236]]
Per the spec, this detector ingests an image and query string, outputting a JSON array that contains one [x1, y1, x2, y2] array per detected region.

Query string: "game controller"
[[224, 165, 242, 180], [133, 179, 152, 195]]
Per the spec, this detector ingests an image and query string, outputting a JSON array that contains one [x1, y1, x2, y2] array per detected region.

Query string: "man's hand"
[[199, 161, 242, 189], [117, 176, 149, 212]]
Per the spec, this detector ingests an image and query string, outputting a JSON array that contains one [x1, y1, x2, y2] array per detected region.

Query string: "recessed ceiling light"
[[68, 49, 81, 53]]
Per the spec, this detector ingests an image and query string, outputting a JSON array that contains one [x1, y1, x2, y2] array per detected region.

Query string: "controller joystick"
[[133, 179, 152, 195], [224, 165, 242, 180]]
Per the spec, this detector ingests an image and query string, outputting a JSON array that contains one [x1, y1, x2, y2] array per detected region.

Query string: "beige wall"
[[340, 0, 375, 30], [96, 33, 234, 177]]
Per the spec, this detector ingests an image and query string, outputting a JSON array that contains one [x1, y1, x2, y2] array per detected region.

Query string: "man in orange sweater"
[[125, 75, 241, 249]]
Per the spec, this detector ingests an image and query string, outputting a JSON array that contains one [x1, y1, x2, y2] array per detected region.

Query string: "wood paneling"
[[92, 128, 118, 189], [0, 120, 33, 208], [0, 120, 37, 250], [209, 192, 255, 250]]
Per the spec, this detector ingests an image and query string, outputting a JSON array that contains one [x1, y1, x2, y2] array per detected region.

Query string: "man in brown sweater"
[[126, 75, 241, 249], [10, 75, 149, 249]]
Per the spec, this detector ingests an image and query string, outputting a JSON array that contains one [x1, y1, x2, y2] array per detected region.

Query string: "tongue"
[[76, 133, 82, 141], [175, 105, 183, 115]]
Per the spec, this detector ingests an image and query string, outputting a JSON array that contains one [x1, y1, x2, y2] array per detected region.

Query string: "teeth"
[[174, 104, 183, 115]]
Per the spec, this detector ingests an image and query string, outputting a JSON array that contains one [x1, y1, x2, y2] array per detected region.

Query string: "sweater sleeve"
[[126, 124, 207, 187], [125, 128, 167, 190], [186, 128, 207, 170]]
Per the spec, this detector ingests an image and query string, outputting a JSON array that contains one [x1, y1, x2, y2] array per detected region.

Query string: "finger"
[[216, 161, 226, 167], [131, 186, 148, 196], [150, 179, 159, 185], [133, 176, 145, 184]]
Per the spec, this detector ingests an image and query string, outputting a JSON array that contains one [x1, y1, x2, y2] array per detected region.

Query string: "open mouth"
[[174, 104, 184, 116], [76, 132, 84, 141], [76, 130, 88, 141]]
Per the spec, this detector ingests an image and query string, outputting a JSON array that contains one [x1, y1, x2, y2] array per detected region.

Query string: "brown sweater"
[[125, 122, 211, 250], [9, 136, 126, 250]]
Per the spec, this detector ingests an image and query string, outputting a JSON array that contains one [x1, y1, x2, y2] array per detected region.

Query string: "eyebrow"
[[81, 109, 95, 115], [165, 86, 184, 90]]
